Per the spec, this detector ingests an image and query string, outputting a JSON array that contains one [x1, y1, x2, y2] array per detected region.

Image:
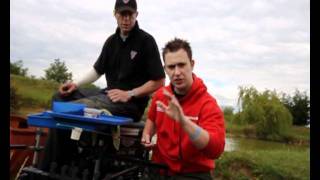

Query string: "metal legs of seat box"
[[18, 124, 168, 180]]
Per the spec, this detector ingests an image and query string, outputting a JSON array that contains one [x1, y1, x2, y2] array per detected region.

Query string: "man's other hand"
[[141, 134, 155, 149], [106, 89, 132, 103], [59, 82, 77, 96]]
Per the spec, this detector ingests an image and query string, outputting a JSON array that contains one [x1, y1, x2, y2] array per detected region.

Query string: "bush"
[[235, 86, 293, 139], [223, 106, 235, 123], [44, 59, 72, 83], [10, 85, 21, 113], [281, 90, 310, 126], [10, 60, 28, 76]]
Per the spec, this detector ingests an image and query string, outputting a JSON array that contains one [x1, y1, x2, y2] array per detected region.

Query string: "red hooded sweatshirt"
[[148, 74, 225, 174]]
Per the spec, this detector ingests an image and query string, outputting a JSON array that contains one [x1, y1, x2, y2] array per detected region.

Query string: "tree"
[[222, 106, 235, 122], [44, 59, 72, 83], [236, 86, 292, 139], [281, 90, 310, 125], [10, 60, 28, 76], [223, 106, 234, 116]]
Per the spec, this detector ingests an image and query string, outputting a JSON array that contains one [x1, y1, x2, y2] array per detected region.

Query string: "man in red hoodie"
[[141, 38, 225, 179]]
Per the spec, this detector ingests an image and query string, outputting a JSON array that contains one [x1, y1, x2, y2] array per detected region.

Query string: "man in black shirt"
[[40, 0, 165, 174], [58, 0, 165, 121]]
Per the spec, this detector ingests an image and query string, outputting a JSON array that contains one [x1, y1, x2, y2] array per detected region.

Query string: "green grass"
[[214, 148, 310, 180], [11, 74, 58, 108], [10, 74, 101, 112]]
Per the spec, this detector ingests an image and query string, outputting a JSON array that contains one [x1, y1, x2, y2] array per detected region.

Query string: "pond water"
[[225, 136, 309, 152]]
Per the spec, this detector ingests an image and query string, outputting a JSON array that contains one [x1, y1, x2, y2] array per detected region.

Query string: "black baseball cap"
[[114, 0, 137, 13]]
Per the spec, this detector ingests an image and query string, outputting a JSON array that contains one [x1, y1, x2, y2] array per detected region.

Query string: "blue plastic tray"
[[27, 112, 97, 131], [27, 110, 133, 133], [45, 111, 133, 125]]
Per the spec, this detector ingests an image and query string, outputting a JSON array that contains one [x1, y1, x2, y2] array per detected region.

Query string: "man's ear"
[[164, 64, 169, 74], [191, 59, 195, 69]]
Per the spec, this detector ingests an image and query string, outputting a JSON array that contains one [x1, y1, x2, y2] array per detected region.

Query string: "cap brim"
[[116, 6, 136, 13]]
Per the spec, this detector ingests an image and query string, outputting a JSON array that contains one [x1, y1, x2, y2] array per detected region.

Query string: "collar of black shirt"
[[115, 21, 140, 40]]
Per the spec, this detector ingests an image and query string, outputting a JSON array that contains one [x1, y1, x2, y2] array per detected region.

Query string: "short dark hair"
[[162, 38, 192, 63]]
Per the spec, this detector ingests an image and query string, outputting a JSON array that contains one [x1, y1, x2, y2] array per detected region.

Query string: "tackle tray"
[[27, 111, 133, 131]]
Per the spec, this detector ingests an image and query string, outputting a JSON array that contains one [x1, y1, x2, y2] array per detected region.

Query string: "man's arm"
[[73, 68, 102, 87], [179, 116, 210, 149], [59, 68, 101, 96], [131, 78, 165, 98], [141, 118, 156, 148], [107, 78, 165, 103], [157, 89, 225, 158], [156, 89, 210, 149]]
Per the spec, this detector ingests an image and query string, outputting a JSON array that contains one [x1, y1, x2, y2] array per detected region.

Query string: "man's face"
[[164, 49, 194, 94], [115, 10, 138, 36]]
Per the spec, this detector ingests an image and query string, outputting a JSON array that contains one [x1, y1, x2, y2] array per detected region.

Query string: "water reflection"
[[225, 136, 309, 152], [224, 137, 237, 152]]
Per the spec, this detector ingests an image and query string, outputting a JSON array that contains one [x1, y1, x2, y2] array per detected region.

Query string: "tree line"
[[223, 86, 310, 141], [10, 59, 73, 83]]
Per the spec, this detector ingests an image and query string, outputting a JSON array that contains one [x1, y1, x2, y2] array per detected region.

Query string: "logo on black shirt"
[[130, 50, 137, 60]]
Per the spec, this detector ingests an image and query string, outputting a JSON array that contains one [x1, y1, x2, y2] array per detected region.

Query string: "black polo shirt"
[[94, 22, 165, 105]]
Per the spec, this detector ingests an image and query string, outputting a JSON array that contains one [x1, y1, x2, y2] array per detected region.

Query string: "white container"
[[83, 108, 102, 118]]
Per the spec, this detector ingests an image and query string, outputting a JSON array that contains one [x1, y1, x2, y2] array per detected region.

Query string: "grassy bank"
[[10, 74, 58, 110], [220, 121, 310, 179], [214, 148, 310, 180], [10, 74, 99, 115]]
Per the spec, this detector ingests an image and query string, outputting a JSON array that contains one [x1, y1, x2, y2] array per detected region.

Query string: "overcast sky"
[[10, 0, 310, 108]]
